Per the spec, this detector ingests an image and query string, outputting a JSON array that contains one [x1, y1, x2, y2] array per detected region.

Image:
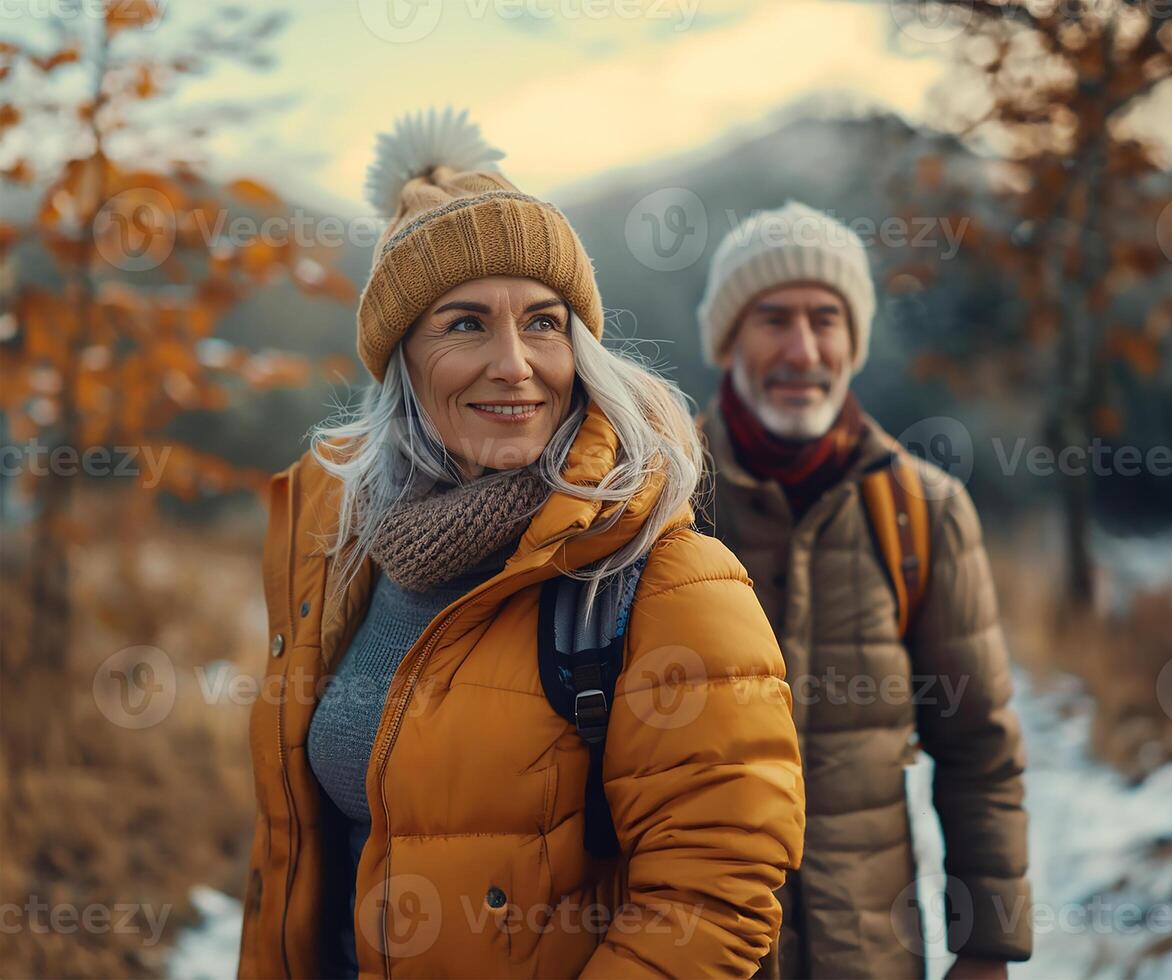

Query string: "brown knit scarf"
[[366, 466, 551, 591]]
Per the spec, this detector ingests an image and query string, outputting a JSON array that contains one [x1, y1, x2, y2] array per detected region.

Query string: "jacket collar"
[[305, 399, 692, 648], [510, 399, 692, 568]]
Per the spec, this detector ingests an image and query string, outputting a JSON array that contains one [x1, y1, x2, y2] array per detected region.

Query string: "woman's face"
[[402, 276, 576, 477]]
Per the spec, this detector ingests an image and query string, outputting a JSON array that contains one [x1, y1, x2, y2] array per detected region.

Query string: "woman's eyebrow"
[[523, 298, 566, 314], [430, 298, 564, 316], [432, 300, 491, 315]]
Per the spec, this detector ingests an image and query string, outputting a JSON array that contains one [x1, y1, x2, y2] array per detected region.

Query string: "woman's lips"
[[468, 402, 544, 423]]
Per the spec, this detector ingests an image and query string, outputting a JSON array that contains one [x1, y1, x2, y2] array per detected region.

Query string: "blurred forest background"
[[1, 0, 1170, 976]]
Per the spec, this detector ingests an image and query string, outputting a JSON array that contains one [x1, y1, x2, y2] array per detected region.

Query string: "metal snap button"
[[485, 886, 507, 909], [270, 633, 285, 657]]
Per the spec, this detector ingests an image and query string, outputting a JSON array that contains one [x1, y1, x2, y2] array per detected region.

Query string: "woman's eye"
[[447, 316, 483, 333], [527, 315, 559, 332]]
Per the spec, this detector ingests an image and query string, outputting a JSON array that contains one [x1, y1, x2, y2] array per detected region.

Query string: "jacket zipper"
[[374, 604, 461, 979], [370, 533, 575, 978], [369, 527, 579, 796]]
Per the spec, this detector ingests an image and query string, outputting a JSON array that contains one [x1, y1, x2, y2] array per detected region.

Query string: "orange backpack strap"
[[860, 449, 931, 638]]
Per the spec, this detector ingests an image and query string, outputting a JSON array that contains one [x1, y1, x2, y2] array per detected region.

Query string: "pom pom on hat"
[[364, 106, 506, 219], [355, 107, 605, 382]]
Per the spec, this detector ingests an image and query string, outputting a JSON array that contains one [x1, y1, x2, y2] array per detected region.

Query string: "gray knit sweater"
[[306, 535, 519, 978]]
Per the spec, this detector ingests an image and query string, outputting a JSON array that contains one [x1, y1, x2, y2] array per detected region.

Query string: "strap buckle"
[[574, 689, 609, 743]]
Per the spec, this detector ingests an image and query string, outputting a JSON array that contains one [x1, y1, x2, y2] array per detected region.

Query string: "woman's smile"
[[467, 400, 544, 422]]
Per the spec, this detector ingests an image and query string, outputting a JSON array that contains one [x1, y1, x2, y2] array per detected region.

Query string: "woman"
[[236, 108, 804, 980]]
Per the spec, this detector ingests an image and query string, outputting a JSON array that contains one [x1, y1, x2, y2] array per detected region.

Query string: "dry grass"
[[989, 527, 1172, 780], [1, 491, 267, 978]]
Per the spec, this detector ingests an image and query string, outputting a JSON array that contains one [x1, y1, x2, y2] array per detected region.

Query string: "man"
[[695, 201, 1032, 979]]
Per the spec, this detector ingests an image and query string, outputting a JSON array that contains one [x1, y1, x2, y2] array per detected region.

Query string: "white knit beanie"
[[697, 200, 876, 374]]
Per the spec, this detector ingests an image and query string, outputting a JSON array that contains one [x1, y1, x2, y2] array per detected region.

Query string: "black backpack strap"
[[537, 555, 647, 859]]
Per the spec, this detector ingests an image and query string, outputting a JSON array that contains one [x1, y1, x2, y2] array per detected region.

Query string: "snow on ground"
[[910, 668, 1172, 980], [169, 668, 1172, 979], [1093, 528, 1172, 616], [167, 886, 241, 980]]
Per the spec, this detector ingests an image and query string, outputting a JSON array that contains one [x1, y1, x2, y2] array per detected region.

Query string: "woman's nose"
[[486, 326, 533, 384]]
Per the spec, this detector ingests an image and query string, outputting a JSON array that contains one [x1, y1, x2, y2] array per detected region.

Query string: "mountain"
[[7, 109, 1170, 524]]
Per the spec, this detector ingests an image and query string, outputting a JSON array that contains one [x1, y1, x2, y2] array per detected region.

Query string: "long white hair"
[[310, 312, 703, 612]]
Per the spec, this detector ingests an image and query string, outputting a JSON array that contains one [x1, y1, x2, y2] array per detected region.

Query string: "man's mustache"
[[762, 368, 835, 388]]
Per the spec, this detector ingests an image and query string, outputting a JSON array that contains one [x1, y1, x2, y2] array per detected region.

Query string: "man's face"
[[721, 282, 854, 440]]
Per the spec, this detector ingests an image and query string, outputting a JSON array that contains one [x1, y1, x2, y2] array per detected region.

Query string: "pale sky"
[[171, 0, 951, 211], [6, 0, 954, 211]]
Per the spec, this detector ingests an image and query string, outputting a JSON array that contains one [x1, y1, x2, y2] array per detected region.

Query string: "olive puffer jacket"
[[700, 401, 1032, 979], [237, 401, 806, 979]]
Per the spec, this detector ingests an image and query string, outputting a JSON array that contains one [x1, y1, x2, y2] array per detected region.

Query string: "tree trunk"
[[21, 468, 74, 767], [1045, 410, 1096, 607]]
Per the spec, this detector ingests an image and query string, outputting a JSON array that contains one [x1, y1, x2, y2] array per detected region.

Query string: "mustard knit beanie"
[[356, 107, 605, 382]]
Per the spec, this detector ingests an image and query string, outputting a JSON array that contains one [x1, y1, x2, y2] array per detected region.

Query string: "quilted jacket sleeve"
[[909, 477, 1032, 962], [578, 530, 806, 978]]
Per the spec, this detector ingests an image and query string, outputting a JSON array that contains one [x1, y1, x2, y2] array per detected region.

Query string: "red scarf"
[[718, 372, 864, 520]]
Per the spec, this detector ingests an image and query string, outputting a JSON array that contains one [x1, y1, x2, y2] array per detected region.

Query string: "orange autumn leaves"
[[2, 165, 358, 498], [0, 2, 357, 501], [885, 0, 1171, 417]]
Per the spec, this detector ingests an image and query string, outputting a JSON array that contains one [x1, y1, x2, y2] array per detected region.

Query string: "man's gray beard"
[[730, 352, 851, 440]]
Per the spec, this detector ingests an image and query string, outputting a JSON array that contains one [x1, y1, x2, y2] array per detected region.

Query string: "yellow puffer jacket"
[[236, 401, 806, 979]]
